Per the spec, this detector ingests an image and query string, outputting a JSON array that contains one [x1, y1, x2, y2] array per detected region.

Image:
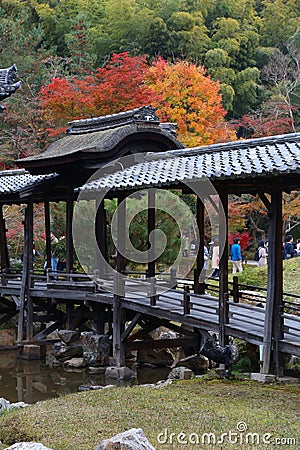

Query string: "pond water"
[[0, 350, 171, 404]]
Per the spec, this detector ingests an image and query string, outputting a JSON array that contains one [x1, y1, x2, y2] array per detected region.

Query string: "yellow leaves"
[[145, 59, 233, 147]]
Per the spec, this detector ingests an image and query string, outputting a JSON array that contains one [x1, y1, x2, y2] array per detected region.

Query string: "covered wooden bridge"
[[0, 106, 299, 376]]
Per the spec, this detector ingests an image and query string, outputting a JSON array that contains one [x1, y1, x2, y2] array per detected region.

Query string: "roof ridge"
[[0, 168, 28, 177], [145, 132, 300, 162], [67, 106, 159, 135]]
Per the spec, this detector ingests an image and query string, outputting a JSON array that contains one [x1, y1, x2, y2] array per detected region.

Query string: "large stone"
[[81, 332, 110, 367], [0, 398, 28, 414], [137, 348, 173, 367], [20, 345, 40, 361], [96, 428, 156, 450], [0, 329, 16, 347], [251, 373, 276, 383], [57, 330, 80, 344], [5, 444, 53, 450], [167, 366, 193, 380], [63, 357, 87, 370], [51, 341, 83, 361], [172, 354, 209, 374], [105, 366, 136, 380]]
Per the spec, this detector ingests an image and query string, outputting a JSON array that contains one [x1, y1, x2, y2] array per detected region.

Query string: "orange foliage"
[[145, 58, 236, 146], [39, 53, 236, 145]]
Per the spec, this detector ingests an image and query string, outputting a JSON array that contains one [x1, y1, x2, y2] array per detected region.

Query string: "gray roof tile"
[[79, 133, 300, 192], [0, 169, 57, 196]]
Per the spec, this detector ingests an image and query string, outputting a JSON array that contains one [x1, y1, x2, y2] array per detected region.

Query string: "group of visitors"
[[205, 233, 300, 280], [283, 235, 300, 260]]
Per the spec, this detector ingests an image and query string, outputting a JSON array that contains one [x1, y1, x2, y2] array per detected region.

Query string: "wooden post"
[[218, 188, 229, 347], [262, 187, 283, 375], [147, 188, 156, 279], [44, 201, 51, 270], [95, 199, 108, 276], [18, 206, 28, 342], [113, 195, 126, 367], [113, 271, 125, 367], [183, 285, 190, 315], [0, 204, 10, 269], [66, 190, 74, 273], [194, 196, 205, 294], [232, 276, 239, 303], [116, 195, 126, 274], [26, 200, 34, 341]]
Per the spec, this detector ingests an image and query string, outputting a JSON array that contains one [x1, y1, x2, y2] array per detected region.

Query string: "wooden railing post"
[[1, 268, 7, 286], [150, 277, 157, 306], [183, 285, 190, 315], [232, 276, 239, 303], [93, 269, 100, 292], [113, 271, 125, 367], [170, 267, 177, 288]]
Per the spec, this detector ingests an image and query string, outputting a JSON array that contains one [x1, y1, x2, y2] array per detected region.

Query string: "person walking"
[[283, 235, 294, 260], [296, 238, 300, 257], [257, 240, 267, 266], [231, 237, 243, 274], [210, 238, 219, 278]]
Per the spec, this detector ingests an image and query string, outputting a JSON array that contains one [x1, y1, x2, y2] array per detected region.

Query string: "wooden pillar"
[[262, 186, 283, 375], [96, 199, 109, 276], [194, 196, 205, 294], [66, 190, 74, 273], [113, 290, 125, 367], [44, 201, 51, 270], [218, 188, 229, 347], [26, 200, 34, 340], [18, 207, 28, 342], [113, 195, 126, 367], [66, 303, 74, 329], [147, 188, 156, 278], [116, 195, 126, 274], [0, 204, 10, 269]]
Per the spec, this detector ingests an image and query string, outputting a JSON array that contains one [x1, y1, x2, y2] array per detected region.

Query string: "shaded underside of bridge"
[[0, 111, 300, 376]]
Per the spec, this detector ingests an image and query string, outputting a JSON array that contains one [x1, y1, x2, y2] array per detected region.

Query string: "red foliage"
[[228, 231, 251, 250], [233, 101, 297, 138]]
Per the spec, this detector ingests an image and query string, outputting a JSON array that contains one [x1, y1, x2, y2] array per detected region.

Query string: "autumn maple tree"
[[39, 52, 235, 145], [144, 58, 236, 146], [39, 53, 155, 137]]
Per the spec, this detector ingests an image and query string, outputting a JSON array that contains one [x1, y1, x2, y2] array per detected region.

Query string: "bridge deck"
[[0, 275, 299, 356]]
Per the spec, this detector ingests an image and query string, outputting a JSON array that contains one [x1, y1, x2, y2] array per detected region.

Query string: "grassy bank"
[[233, 256, 300, 294], [0, 378, 299, 449]]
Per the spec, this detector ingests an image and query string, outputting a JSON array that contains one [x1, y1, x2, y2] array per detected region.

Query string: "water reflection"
[[0, 350, 171, 404]]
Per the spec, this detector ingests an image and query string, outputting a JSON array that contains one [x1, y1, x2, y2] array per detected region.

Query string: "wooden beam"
[[26, 200, 34, 341], [218, 187, 229, 347], [44, 201, 51, 270], [194, 196, 205, 294], [262, 186, 283, 375], [0, 205, 10, 269], [121, 313, 142, 342], [113, 293, 125, 367], [18, 206, 29, 342], [95, 199, 109, 276], [116, 195, 127, 274], [66, 190, 74, 273], [257, 191, 271, 211], [126, 336, 198, 351], [147, 188, 156, 278]]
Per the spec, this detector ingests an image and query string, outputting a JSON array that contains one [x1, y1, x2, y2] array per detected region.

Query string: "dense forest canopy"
[[0, 0, 299, 162], [0, 0, 300, 258]]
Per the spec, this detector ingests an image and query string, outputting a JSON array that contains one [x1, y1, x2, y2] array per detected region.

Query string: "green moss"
[[0, 380, 299, 449]]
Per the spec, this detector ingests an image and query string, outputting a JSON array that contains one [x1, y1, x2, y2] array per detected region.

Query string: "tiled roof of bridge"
[[17, 106, 182, 169], [0, 169, 57, 196], [79, 132, 300, 192]]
